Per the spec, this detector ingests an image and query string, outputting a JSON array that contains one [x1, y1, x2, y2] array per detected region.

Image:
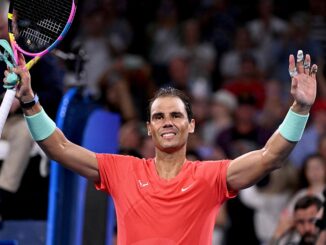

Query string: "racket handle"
[[0, 89, 16, 138], [3, 72, 19, 89]]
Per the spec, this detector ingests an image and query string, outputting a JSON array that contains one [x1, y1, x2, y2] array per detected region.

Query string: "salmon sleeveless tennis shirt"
[[95, 154, 237, 245]]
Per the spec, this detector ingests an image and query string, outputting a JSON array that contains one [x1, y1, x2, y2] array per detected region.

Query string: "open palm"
[[289, 52, 317, 108]]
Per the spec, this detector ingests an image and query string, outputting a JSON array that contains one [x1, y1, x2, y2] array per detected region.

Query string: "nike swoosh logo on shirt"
[[181, 184, 193, 192]]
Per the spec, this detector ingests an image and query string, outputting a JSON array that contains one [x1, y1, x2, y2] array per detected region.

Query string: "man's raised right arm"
[[4, 53, 99, 182]]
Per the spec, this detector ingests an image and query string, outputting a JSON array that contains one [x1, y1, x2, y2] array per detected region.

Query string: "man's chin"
[[162, 147, 179, 154], [299, 233, 318, 245], [159, 144, 181, 153]]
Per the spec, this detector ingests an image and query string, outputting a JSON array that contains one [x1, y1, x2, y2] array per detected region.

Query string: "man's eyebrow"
[[151, 111, 184, 117], [171, 111, 184, 116], [152, 112, 164, 117]]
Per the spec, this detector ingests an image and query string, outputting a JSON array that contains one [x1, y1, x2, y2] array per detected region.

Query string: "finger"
[[296, 50, 304, 74], [288, 54, 297, 79], [303, 54, 311, 75], [2, 77, 11, 88], [17, 52, 26, 67], [6, 66, 13, 73], [12, 66, 27, 77], [4, 67, 19, 89], [310, 64, 318, 79], [291, 76, 298, 92], [12, 65, 30, 88], [3, 71, 11, 83]]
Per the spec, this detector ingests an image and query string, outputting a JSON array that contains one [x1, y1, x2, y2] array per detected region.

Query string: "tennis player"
[[3, 50, 317, 244]]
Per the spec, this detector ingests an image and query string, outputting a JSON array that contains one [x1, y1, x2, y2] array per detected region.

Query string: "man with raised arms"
[[3, 50, 318, 244]]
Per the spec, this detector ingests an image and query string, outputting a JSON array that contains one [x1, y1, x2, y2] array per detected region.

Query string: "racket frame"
[[0, 0, 77, 138]]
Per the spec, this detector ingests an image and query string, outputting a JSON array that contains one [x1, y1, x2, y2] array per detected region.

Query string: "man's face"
[[147, 96, 195, 153], [294, 205, 320, 244]]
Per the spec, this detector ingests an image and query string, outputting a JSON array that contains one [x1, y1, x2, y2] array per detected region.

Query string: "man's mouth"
[[161, 132, 176, 139]]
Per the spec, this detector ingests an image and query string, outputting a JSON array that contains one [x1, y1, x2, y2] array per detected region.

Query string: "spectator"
[[198, 0, 238, 58], [72, 4, 113, 96], [101, 0, 133, 57], [246, 0, 288, 76], [219, 26, 264, 81], [286, 153, 326, 214], [97, 66, 137, 123], [240, 162, 298, 243], [147, 0, 180, 67], [222, 53, 266, 109], [271, 195, 323, 245], [119, 120, 144, 151], [202, 89, 238, 145], [216, 99, 272, 159], [166, 51, 193, 95], [179, 18, 216, 86]]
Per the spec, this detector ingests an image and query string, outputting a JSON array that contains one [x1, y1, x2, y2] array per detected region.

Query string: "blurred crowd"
[[48, 0, 326, 244]]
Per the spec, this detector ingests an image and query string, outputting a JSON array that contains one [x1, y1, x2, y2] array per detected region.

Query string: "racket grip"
[[4, 72, 19, 89], [0, 89, 16, 138]]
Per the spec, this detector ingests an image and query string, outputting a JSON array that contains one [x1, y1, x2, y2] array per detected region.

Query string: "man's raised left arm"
[[226, 51, 317, 191]]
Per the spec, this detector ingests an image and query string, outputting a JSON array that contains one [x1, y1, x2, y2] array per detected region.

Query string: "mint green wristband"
[[24, 108, 56, 141], [278, 109, 309, 142]]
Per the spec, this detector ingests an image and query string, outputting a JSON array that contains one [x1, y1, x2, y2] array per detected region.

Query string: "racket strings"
[[37, 19, 63, 34], [21, 29, 52, 47], [12, 0, 72, 51]]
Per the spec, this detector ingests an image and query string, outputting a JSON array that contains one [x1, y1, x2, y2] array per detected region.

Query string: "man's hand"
[[3, 53, 34, 103], [271, 210, 294, 241], [289, 51, 317, 114]]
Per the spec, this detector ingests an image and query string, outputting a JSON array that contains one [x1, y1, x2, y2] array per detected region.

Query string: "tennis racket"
[[0, 0, 77, 137]]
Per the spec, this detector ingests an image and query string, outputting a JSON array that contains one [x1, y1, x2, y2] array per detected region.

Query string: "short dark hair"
[[147, 87, 193, 122], [294, 195, 323, 212]]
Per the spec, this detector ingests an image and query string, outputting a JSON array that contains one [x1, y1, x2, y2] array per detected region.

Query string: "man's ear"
[[189, 119, 195, 133], [146, 121, 151, 136]]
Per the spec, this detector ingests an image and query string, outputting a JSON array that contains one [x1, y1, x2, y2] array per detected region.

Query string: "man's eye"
[[153, 115, 163, 120]]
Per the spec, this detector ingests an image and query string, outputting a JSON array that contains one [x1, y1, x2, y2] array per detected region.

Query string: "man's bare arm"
[[4, 54, 99, 182], [226, 52, 317, 191]]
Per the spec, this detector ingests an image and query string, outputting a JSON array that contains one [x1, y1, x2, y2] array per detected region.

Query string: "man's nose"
[[303, 222, 315, 233], [163, 117, 173, 127]]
